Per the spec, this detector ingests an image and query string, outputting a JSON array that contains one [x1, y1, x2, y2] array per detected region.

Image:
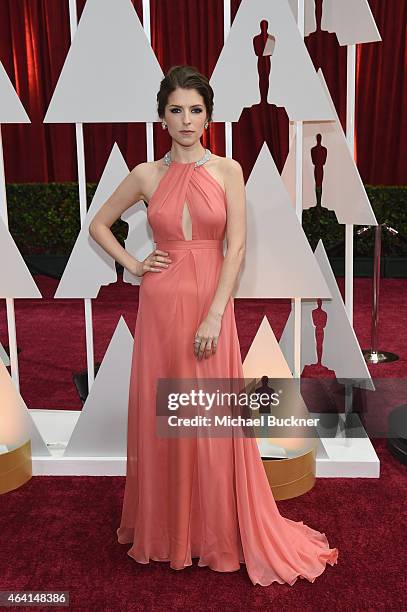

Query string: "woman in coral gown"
[[90, 66, 338, 586]]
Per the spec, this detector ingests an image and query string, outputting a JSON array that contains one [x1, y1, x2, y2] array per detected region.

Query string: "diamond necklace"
[[163, 148, 211, 168]]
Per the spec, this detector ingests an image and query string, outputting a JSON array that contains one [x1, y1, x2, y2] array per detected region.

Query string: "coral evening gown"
[[117, 152, 338, 586]]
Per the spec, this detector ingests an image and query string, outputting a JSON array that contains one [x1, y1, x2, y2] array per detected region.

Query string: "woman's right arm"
[[89, 163, 150, 275]]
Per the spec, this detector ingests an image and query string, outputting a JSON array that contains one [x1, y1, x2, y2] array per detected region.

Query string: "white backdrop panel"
[[289, 0, 380, 44], [242, 316, 317, 459], [55, 143, 132, 298], [0, 217, 42, 298], [280, 240, 374, 388], [64, 317, 134, 457], [235, 143, 331, 298], [282, 70, 377, 226], [121, 201, 155, 286], [44, 0, 163, 123], [287, 0, 316, 37], [279, 300, 318, 371], [0, 342, 10, 366], [0, 61, 30, 123], [281, 132, 316, 214], [210, 0, 335, 121], [0, 359, 50, 455], [314, 241, 373, 387], [243, 315, 293, 378], [321, 0, 381, 45]]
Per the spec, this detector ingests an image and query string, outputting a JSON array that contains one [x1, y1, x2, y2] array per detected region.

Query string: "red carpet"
[[0, 276, 405, 409], [1, 276, 406, 608], [0, 438, 405, 609]]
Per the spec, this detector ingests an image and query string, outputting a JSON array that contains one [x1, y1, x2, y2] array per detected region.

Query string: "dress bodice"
[[146, 160, 227, 243]]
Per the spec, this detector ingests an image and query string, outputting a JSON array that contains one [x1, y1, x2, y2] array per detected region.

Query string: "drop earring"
[[204, 122, 209, 129], [162, 122, 167, 130]]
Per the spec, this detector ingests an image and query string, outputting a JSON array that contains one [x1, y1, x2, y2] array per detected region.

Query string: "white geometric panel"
[[243, 316, 317, 458], [0, 217, 42, 298], [281, 70, 377, 226], [44, 0, 163, 123], [288, 0, 381, 45], [121, 202, 154, 286], [0, 342, 10, 367], [64, 317, 134, 457], [321, 0, 381, 45], [0, 358, 51, 455], [235, 142, 331, 298], [55, 143, 134, 298], [314, 241, 373, 387], [0, 61, 30, 123], [287, 0, 317, 36], [243, 315, 292, 459], [279, 240, 374, 388], [279, 300, 319, 371], [243, 315, 293, 378], [210, 0, 335, 121], [281, 132, 316, 211]]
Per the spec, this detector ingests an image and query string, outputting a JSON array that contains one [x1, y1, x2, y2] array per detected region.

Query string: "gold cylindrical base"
[[262, 446, 316, 500], [0, 440, 32, 494]]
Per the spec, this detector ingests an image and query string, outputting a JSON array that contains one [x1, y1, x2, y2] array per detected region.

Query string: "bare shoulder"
[[223, 157, 243, 173], [206, 154, 243, 193], [130, 160, 159, 181], [210, 154, 243, 177], [130, 160, 164, 201], [217, 157, 244, 194]]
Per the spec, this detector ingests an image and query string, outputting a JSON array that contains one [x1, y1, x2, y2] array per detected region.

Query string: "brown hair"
[[156, 65, 214, 123]]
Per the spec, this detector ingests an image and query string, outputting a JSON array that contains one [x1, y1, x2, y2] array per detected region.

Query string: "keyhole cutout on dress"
[[181, 199, 193, 241]]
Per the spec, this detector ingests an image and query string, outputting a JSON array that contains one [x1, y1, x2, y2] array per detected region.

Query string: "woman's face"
[[163, 87, 208, 146]]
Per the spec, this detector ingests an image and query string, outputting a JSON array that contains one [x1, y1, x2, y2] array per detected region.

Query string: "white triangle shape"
[[55, 143, 133, 298], [243, 316, 291, 459], [64, 316, 134, 457], [243, 315, 293, 378], [121, 201, 155, 286], [279, 300, 319, 370], [288, 0, 381, 44], [287, 0, 317, 36], [280, 240, 374, 389], [44, 0, 163, 123], [282, 70, 377, 225], [0, 62, 30, 123], [0, 342, 10, 367], [210, 0, 335, 121], [321, 0, 381, 45], [0, 217, 42, 298], [235, 142, 331, 298], [243, 316, 317, 458], [281, 132, 316, 211], [314, 240, 373, 387], [0, 359, 51, 456]]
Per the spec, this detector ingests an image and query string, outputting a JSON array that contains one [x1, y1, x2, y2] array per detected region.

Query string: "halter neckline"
[[163, 148, 212, 168]]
